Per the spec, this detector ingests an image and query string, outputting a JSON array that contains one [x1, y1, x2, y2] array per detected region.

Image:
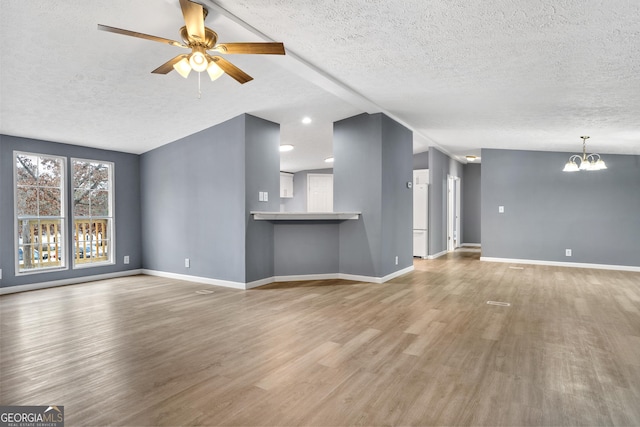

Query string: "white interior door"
[[307, 174, 333, 212], [447, 175, 461, 251], [455, 177, 461, 248], [413, 183, 428, 230]]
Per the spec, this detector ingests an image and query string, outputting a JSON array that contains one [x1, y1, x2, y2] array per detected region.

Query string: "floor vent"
[[487, 301, 510, 307], [196, 289, 215, 295], [509, 266, 525, 270]]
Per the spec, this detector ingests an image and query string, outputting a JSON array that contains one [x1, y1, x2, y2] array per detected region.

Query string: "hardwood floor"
[[1, 252, 640, 426]]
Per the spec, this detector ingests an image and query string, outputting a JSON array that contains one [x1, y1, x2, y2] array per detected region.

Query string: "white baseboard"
[[379, 265, 415, 282], [144, 266, 416, 291], [334, 265, 415, 284], [275, 266, 414, 285], [0, 269, 143, 295], [246, 277, 277, 289], [427, 250, 448, 260], [480, 257, 640, 273], [142, 269, 248, 290], [274, 273, 340, 282], [462, 243, 481, 247]]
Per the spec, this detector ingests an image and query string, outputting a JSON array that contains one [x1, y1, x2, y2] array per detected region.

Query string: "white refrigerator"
[[413, 174, 429, 258]]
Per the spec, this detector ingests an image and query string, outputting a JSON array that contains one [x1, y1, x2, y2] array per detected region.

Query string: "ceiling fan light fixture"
[[189, 47, 208, 72], [206, 61, 223, 81], [173, 57, 192, 78]]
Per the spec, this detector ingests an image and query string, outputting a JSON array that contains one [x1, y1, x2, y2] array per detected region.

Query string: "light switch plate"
[[498, 206, 505, 213]]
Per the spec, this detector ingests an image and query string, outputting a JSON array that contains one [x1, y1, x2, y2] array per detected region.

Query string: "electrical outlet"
[[124, 255, 130, 265], [263, 191, 268, 202], [185, 258, 190, 268], [565, 249, 572, 257], [395, 256, 399, 265], [0, 269, 2, 280], [258, 192, 264, 202]]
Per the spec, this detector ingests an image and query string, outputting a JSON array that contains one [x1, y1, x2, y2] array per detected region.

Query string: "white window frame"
[[71, 158, 115, 268], [14, 151, 68, 275]]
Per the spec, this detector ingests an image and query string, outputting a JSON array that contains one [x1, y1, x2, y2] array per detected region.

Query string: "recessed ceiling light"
[[279, 144, 294, 152], [324, 157, 334, 163], [466, 155, 477, 161], [302, 117, 312, 124]]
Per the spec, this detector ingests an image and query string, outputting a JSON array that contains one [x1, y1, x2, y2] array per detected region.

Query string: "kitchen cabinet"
[[280, 172, 294, 198]]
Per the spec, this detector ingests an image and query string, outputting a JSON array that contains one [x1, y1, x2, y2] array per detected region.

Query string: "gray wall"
[[380, 115, 414, 276], [274, 222, 339, 276], [244, 115, 280, 282], [140, 114, 279, 284], [462, 163, 481, 244], [334, 113, 413, 277], [481, 149, 640, 266], [428, 147, 463, 256], [413, 150, 429, 169], [0, 134, 142, 288], [281, 168, 333, 212]]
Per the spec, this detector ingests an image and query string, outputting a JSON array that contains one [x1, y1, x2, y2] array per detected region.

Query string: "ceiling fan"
[[98, 0, 285, 84]]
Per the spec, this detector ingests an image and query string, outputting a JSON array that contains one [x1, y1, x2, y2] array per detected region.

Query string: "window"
[[72, 159, 114, 267], [15, 152, 66, 273]]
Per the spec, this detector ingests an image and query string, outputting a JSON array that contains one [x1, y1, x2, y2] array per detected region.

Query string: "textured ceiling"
[[1, 0, 639, 171]]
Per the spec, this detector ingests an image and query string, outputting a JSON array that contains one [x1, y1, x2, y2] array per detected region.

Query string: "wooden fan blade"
[[98, 24, 187, 48], [213, 42, 285, 55], [179, 0, 205, 42], [152, 55, 188, 74], [210, 56, 253, 84]]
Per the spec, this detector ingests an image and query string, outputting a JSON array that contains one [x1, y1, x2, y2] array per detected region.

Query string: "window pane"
[[38, 188, 61, 216], [39, 157, 62, 187], [17, 220, 35, 245], [19, 245, 40, 271], [75, 221, 91, 242], [16, 154, 38, 186], [91, 163, 110, 190], [73, 161, 91, 189], [74, 189, 90, 217], [16, 187, 38, 216], [91, 190, 109, 216], [74, 220, 91, 263]]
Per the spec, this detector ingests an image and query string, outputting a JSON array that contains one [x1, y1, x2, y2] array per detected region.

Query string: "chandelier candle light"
[[562, 136, 607, 172]]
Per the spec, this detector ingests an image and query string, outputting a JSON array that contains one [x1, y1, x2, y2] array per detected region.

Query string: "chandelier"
[[562, 136, 607, 172]]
